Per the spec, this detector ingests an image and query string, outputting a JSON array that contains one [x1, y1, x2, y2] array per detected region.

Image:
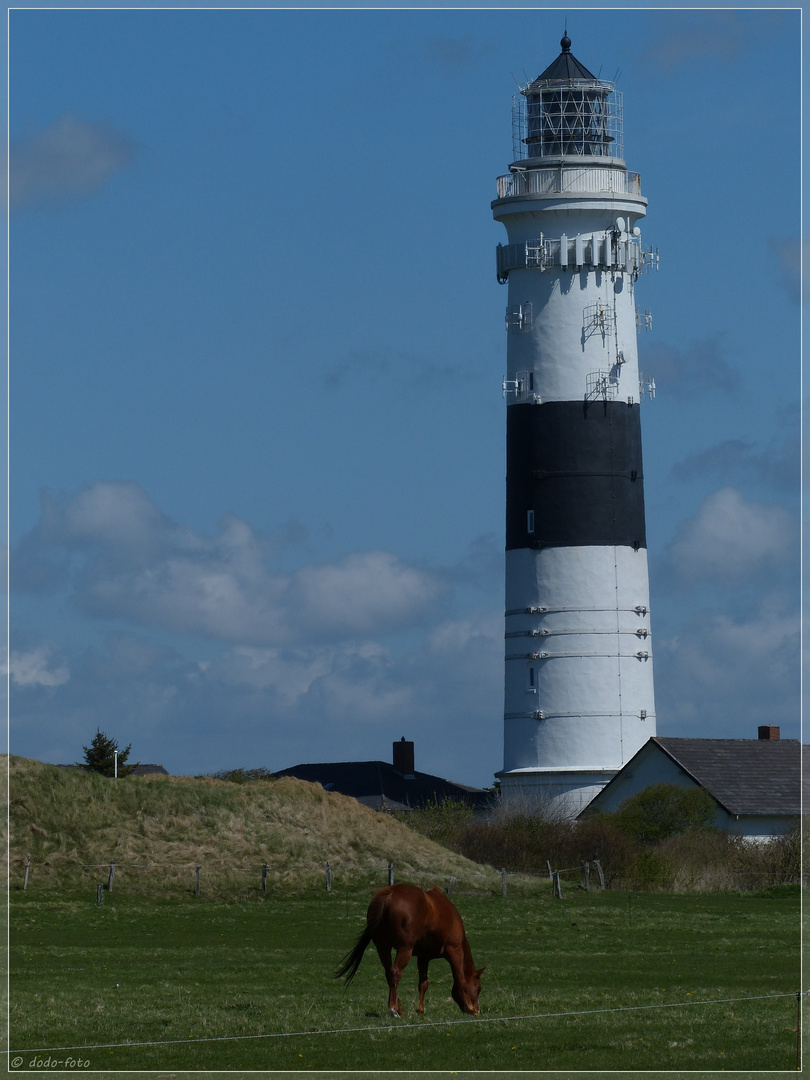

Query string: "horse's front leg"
[[416, 956, 430, 1014]]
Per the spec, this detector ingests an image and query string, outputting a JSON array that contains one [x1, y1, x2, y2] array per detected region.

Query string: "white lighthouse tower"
[[493, 33, 657, 816]]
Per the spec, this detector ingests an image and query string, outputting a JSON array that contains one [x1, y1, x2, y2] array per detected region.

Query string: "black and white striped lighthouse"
[[492, 34, 658, 815]]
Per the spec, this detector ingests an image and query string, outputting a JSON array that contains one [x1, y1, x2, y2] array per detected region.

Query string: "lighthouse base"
[[496, 767, 617, 820]]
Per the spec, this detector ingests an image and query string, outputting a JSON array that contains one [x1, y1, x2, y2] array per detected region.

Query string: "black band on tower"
[[506, 401, 647, 550]]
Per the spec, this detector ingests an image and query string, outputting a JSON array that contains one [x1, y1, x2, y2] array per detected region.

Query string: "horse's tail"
[[334, 891, 388, 984]]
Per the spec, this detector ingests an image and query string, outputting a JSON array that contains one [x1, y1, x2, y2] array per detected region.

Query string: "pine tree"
[[79, 729, 138, 777]]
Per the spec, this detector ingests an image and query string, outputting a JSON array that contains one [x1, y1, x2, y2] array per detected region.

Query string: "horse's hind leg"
[[376, 942, 412, 1017], [416, 956, 429, 1014]]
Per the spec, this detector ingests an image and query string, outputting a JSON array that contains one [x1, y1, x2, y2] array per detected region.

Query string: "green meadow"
[[10, 886, 800, 1073]]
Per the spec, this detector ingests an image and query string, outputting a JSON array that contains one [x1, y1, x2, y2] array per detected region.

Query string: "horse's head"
[[451, 967, 483, 1016]]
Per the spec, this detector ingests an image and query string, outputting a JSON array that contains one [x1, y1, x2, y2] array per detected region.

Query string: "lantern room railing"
[[495, 167, 641, 200]]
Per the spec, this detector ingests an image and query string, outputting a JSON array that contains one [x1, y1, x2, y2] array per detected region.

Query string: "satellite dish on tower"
[[616, 216, 625, 232]]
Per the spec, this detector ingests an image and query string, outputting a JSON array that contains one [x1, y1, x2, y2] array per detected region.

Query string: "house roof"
[[131, 764, 169, 776], [593, 736, 803, 819], [272, 760, 489, 810], [652, 737, 803, 816]]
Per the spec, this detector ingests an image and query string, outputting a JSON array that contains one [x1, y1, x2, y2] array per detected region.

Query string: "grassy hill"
[[7, 755, 491, 896]]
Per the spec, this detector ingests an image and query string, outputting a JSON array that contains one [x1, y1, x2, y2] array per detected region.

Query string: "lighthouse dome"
[[530, 34, 599, 85]]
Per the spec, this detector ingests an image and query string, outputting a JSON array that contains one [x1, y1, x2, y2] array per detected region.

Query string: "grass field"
[[9, 885, 801, 1073]]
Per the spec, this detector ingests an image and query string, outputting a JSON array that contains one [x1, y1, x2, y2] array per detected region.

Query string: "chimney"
[[393, 737, 415, 776], [758, 726, 780, 741]]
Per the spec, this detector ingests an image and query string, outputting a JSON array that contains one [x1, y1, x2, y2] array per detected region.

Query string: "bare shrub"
[[394, 798, 476, 847], [572, 817, 640, 886], [655, 829, 741, 892], [732, 827, 801, 889]]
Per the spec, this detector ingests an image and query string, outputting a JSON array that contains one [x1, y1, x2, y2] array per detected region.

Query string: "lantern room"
[[513, 34, 624, 163]]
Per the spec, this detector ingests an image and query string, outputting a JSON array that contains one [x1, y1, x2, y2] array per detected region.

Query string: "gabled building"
[[273, 738, 490, 812], [580, 727, 804, 840]]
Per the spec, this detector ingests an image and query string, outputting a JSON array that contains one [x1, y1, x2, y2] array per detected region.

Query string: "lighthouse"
[[492, 33, 657, 816]]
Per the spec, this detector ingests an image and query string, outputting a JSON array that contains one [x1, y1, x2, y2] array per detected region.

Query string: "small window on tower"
[[528, 667, 536, 691], [527, 510, 535, 533]]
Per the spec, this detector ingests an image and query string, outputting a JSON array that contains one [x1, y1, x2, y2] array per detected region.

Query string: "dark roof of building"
[[531, 33, 599, 86], [272, 760, 490, 810], [131, 764, 169, 776], [648, 737, 802, 816]]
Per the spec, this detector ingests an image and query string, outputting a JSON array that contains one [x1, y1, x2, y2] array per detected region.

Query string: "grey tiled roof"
[[654, 737, 803, 816]]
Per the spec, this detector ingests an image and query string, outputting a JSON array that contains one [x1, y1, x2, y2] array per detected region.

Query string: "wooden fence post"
[[552, 870, 562, 899], [592, 858, 605, 889], [325, 863, 332, 892], [108, 861, 115, 892], [261, 863, 268, 894], [23, 855, 31, 892], [501, 868, 507, 897], [546, 859, 553, 880], [581, 861, 590, 891], [195, 865, 201, 896], [447, 876, 456, 895], [388, 863, 394, 886]]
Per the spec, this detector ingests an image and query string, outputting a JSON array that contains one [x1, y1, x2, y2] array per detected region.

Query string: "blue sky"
[[8, 7, 801, 786]]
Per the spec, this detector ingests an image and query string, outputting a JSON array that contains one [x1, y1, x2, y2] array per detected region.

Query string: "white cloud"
[[209, 642, 391, 708], [639, 11, 775, 72], [639, 338, 741, 400], [10, 113, 135, 210], [14, 480, 445, 647], [655, 597, 799, 737], [8, 645, 70, 688], [667, 487, 798, 583], [427, 612, 502, 657], [768, 236, 802, 304], [9, 610, 505, 783], [292, 550, 441, 636], [670, 424, 800, 495]]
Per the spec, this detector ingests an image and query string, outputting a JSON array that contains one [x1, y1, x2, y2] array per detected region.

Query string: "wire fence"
[[10, 989, 807, 1062], [14, 850, 800, 903], [16, 853, 617, 902]]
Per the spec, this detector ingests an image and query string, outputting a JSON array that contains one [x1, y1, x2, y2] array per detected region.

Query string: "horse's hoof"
[[388, 1007, 403, 1019]]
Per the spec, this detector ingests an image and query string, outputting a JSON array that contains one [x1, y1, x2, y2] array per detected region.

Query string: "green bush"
[[608, 783, 717, 842]]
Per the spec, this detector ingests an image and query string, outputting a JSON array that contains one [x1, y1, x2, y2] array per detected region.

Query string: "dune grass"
[[8, 755, 489, 896], [9, 887, 800, 1073]]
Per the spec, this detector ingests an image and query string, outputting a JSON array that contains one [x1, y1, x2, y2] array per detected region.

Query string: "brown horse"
[[335, 883, 483, 1017]]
